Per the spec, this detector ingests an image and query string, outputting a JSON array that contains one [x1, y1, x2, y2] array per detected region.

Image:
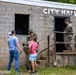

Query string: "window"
[[15, 14, 29, 35]]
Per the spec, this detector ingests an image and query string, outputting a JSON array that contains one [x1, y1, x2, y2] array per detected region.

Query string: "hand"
[[20, 50, 22, 54], [22, 42, 25, 46]]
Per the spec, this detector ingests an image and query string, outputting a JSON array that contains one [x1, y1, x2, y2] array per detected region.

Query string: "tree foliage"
[[44, 0, 76, 4]]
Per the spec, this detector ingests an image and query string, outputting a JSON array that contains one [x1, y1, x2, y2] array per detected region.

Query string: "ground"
[[0, 66, 76, 75]]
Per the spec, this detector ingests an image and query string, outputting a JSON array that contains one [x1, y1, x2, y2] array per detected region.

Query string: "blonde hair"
[[30, 35, 35, 41]]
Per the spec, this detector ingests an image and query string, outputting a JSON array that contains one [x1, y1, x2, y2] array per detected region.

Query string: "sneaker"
[[27, 70, 31, 73], [35, 71, 38, 73]]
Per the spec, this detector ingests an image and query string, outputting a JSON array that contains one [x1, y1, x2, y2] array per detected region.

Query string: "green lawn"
[[1, 66, 76, 75]]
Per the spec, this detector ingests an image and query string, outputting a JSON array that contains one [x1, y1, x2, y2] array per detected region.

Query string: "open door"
[[54, 16, 70, 52]]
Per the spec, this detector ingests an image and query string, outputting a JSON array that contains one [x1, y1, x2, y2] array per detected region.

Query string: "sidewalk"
[[0, 70, 10, 75]]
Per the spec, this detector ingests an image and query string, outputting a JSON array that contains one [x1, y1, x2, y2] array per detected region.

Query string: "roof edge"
[[0, 0, 76, 10]]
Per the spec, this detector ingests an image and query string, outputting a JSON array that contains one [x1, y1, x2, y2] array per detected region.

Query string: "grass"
[[1, 65, 76, 75], [0, 67, 7, 71]]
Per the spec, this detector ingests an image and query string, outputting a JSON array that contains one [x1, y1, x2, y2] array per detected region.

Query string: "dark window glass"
[[15, 14, 29, 35]]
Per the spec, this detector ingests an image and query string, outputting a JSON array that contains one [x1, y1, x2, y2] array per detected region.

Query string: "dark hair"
[[11, 30, 15, 34]]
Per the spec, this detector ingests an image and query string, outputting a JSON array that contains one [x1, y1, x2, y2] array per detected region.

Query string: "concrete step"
[[37, 55, 54, 66], [37, 60, 46, 66], [63, 50, 70, 53], [56, 51, 76, 66], [40, 56, 47, 60], [63, 50, 76, 53]]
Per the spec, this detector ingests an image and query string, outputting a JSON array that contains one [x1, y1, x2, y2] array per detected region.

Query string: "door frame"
[[54, 16, 70, 52]]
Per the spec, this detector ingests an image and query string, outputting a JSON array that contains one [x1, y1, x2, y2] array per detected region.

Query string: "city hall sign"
[[43, 8, 76, 16]]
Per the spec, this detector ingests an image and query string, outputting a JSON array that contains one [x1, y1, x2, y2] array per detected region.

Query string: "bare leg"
[[30, 60, 35, 72], [34, 60, 38, 71]]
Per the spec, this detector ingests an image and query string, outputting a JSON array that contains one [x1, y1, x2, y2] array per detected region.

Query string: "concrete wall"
[[0, 1, 76, 67], [56, 53, 76, 66], [0, 1, 53, 67]]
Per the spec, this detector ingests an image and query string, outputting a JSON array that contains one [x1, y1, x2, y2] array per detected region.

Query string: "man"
[[22, 29, 33, 71], [22, 42, 31, 71], [28, 29, 37, 42], [22, 29, 37, 71], [8, 30, 22, 72], [64, 19, 73, 51]]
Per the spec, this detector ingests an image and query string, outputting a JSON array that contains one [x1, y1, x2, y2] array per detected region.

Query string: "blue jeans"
[[8, 50, 19, 72]]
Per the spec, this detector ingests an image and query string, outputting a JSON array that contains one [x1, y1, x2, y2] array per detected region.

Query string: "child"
[[29, 36, 38, 74]]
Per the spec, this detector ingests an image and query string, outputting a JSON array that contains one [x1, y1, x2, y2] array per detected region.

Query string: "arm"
[[16, 43, 22, 54], [28, 42, 32, 54], [29, 47, 31, 52], [65, 25, 73, 36], [15, 38, 22, 54]]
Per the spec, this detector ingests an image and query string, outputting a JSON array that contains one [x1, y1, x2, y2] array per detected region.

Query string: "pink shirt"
[[29, 41, 38, 54]]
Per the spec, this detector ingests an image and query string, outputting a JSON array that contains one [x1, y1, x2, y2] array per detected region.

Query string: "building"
[[0, 0, 76, 67]]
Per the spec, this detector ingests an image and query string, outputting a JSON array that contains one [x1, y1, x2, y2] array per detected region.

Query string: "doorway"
[[54, 16, 70, 52]]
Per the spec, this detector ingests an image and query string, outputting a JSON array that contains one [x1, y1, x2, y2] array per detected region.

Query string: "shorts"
[[29, 53, 37, 61]]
